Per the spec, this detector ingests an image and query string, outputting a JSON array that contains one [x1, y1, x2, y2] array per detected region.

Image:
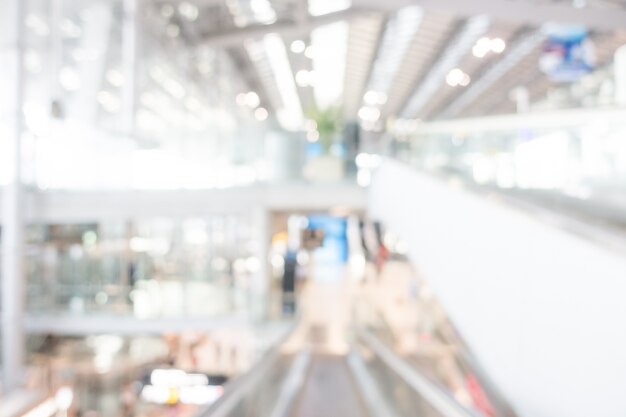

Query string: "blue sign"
[[307, 215, 348, 263], [539, 26, 595, 82]]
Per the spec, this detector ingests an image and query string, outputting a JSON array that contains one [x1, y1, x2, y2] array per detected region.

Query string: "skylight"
[[263, 33, 304, 130], [308, 0, 351, 17], [311, 21, 349, 110], [367, 6, 423, 96]]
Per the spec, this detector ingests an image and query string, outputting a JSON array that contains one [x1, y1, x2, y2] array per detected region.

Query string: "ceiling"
[[152, 0, 626, 132]]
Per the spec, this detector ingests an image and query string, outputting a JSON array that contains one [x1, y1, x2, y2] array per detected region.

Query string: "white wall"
[[369, 159, 626, 417]]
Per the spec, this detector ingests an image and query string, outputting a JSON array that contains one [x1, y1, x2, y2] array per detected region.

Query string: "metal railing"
[[196, 325, 494, 417], [357, 328, 485, 417], [194, 321, 298, 417]]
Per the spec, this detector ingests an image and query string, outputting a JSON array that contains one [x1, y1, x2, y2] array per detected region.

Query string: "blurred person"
[[374, 243, 390, 275], [358, 219, 371, 261], [282, 250, 297, 315], [121, 382, 136, 417]]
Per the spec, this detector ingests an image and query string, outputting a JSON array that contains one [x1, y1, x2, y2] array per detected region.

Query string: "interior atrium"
[[1, 1, 626, 417]]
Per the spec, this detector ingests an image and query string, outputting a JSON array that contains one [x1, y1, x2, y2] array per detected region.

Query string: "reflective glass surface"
[[25, 216, 280, 319], [391, 108, 626, 228]]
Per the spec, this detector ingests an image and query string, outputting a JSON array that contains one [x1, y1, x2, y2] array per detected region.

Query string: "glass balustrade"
[[24, 216, 282, 320], [390, 108, 626, 228]]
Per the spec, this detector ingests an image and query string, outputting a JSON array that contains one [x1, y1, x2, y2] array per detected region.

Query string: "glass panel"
[[25, 215, 282, 319]]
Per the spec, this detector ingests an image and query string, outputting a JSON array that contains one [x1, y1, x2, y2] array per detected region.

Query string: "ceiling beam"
[[342, 13, 388, 119], [401, 15, 490, 118], [195, 8, 373, 49], [438, 30, 546, 119], [353, 0, 626, 32], [296, 0, 309, 24]]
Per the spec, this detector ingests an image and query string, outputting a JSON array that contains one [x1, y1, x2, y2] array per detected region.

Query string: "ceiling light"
[[245, 91, 260, 108], [473, 36, 506, 57], [178, 2, 199, 21], [236, 93, 247, 106], [358, 106, 381, 122], [250, 0, 277, 24], [446, 68, 470, 87], [477, 37, 491, 50], [295, 70, 313, 87], [254, 107, 268, 121], [364, 91, 378, 105], [55, 387, 74, 411], [364, 90, 387, 105], [290, 40, 306, 54], [446, 68, 464, 86], [251, 0, 271, 14], [491, 38, 506, 54], [472, 44, 488, 58], [304, 46, 315, 59], [472, 37, 492, 58]]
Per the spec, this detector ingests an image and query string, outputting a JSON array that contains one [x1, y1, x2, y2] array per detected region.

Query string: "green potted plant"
[[307, 106, 342, 154], [303, 106, 345, 181]]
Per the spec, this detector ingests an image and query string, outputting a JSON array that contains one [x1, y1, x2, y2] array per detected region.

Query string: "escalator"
[[288, 354, 368, 417], [194, 327, 487, 417], [368, 158, 626, 417]]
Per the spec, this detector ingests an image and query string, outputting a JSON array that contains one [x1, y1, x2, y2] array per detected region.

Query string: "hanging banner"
[[539, 25, 595, 82]]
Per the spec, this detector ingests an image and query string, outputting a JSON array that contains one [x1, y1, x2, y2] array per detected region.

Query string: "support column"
[[122, 0, 138, 136], [511, 86, 530, 114], [252, 208, 272, 320], [1, 0, 25, 394], [615, 45, 626, 107]]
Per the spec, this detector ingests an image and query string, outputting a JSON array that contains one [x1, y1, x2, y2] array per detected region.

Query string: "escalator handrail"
[[267, 350, 311, 417], [357, 328, 484, 417], [194, 320, 297, 417], [384, 159, 626, 255], [372, 304, 516, 417]]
